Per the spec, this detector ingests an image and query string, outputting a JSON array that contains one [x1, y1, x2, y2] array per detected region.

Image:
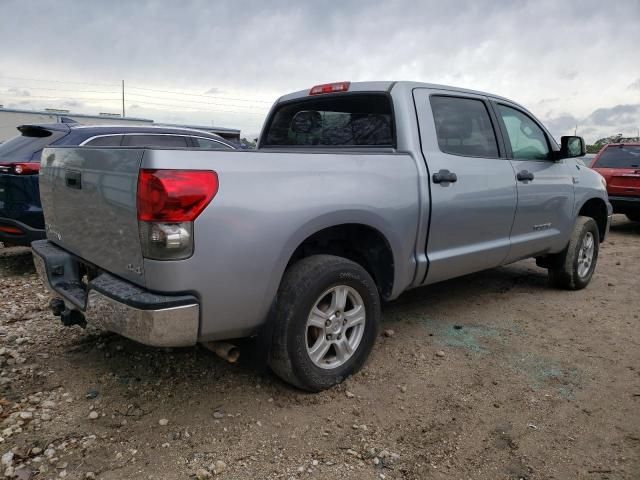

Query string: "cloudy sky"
[[0, 0, 638, 142]]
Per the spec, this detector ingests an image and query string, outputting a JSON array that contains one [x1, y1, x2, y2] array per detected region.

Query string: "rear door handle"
[[432, 169, 458, 184], [65, 170, 82, 189], [517, 170, 535, 182]]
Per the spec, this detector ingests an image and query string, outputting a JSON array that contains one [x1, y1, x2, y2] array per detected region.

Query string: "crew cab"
[[0, 124, 235, 246], [32, 81, 611, 391], [590, 143, 640, 222]]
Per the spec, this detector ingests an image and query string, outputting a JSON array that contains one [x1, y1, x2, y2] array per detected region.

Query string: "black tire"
[[548, 216, 599, 290], [268, 255, 381, 392], [626, 212, 640, 222]]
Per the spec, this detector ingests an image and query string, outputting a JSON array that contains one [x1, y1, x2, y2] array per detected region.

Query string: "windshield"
[[262, 93, 394, 147], [593, 145, 640, 169], [0, 129, 67, 162]]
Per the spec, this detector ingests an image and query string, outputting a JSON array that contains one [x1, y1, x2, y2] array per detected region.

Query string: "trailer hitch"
[[49, 298, 87, 328]]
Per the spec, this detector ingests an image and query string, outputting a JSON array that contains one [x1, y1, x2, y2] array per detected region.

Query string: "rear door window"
[[263, 94, 394, 147], [123, 135, 189, 147], [593, 145, 640, 168], [430, 96, 500, 158], [84, 135, 123, 146]]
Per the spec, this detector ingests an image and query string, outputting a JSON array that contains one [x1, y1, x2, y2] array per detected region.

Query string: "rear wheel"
[[626, 212, 640, 222], [548, 216, 599, 290], [268, 255, 381, 391]]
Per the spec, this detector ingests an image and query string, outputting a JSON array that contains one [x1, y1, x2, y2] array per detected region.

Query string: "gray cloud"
[[585, 105, 640, 127], [543, 114, 579, 135], [543, 104, 640, 142], [0, 0, 639, 140], [7, 87, 31, 97], [627, 79, 640, 91], [62, 100, 84, 108], [557, 71, 579, 81]]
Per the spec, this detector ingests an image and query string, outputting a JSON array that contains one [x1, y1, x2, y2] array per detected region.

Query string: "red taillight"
[[0, 225, 23, 235], [0, 162, 40, 175], [309, 81, 350, 95], [137, 169, 218, 222]]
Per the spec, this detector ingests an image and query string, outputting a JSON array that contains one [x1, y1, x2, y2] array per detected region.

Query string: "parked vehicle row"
[[32, 81, 612, 391], [0, 124, 235, 246], [590, 143, 640, 222]]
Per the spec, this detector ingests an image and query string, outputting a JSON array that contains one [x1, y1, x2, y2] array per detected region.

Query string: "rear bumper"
[[31, 239, 199, 347], [0, 217, 45, 246], [608, 195, 640, 212]]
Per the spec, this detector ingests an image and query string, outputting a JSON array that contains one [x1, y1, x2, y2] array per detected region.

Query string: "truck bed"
[[39, 146, 421, 340]]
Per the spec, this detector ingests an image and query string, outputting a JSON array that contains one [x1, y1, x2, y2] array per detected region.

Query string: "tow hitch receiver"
[[49, 298, 87, 328]]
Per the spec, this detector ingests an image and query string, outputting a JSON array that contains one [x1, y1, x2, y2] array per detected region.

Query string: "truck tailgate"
[[39, 147, 146, 285]]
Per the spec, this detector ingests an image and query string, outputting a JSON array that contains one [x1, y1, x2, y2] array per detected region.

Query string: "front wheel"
[[548, 216, 599, 290], [268, 255, 381, 391]]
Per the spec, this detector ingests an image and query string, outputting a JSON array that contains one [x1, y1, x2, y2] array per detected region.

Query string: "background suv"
[[0, 124, 236, 246], [590, 143, 640, 222]]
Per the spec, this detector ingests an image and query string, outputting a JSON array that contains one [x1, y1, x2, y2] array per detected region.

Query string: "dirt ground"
[[0, 216, 638, 480]]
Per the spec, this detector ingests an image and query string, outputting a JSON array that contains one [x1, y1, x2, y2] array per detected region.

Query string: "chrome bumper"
[[84, 290, 199, 347], [32, 240, 199, 347]]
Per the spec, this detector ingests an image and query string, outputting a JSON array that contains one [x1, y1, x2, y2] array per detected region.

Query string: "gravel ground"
[[0, 216, 639, 480]]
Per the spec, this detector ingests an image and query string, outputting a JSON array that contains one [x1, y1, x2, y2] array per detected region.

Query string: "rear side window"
[[193, 137, 233, 149], [124, 135, 189, 147], [430, 96, 499, 158], [84, 135, 123, 146], [593, 145, 640, 168], [0, 128, 67, 161], [263, 94, 394, 147]]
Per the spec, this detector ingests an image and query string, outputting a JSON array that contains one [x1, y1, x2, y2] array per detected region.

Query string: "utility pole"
[[121, 80, 125, 118]]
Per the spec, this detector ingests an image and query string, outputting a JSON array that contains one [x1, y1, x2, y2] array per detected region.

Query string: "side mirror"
[[560, 136, 586, 159]]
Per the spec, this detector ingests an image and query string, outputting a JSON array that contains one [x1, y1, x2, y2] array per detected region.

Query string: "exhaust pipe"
[[202, 341, 240, 363]]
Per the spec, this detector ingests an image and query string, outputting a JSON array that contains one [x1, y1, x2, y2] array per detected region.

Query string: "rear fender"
[[261, 210, 405, 312]]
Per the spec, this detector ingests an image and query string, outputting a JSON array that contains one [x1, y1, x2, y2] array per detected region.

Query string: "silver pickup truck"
[[32, 81, 611, 391]]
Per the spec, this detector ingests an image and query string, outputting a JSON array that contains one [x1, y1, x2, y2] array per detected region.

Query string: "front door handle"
[[517, 170, 535, 182], [432, 169, 458, 184]]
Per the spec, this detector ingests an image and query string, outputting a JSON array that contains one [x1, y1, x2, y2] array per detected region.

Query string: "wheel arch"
[[273, 212, 400, 302], [578, 197, 609, 241]]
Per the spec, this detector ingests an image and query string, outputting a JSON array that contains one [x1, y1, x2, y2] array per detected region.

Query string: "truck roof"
[[278, 80, 519, 107]]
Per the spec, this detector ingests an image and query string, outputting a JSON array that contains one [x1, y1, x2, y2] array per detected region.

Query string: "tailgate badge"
[[126, 264, 142, 275]]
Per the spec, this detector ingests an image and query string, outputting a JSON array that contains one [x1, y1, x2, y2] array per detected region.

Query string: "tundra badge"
[[126, 264, 143, 275]]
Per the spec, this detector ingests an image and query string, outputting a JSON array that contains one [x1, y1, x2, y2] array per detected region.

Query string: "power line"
[[126, 85, 273, 104], [0, 84, 270, 110], [0, 75, 274, 104], [126, 92, 269, 110], [0, 75, 120, 88], [0, 83, 120, 95], [0, 93, 121, 101], [125, 98, 265, 115], [0, 76, 271, 120], [0, 92, 265, 116]]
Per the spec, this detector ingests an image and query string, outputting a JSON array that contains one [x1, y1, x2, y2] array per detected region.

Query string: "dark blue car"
[[0, 123, 236, 246]]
